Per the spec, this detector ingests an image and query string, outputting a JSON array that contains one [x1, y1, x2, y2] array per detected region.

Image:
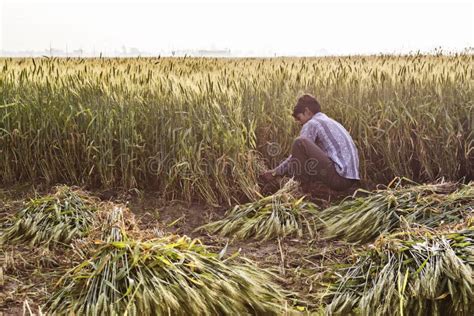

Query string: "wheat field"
[[0, 54, 472, 205]]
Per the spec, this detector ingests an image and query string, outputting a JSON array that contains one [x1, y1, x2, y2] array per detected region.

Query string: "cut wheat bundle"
[[46, 206, 289, 315], [0, 186, 97, 248], [197, 179, 320, 241], [324, 224, 474, 316], [319, 178, 474, 244]]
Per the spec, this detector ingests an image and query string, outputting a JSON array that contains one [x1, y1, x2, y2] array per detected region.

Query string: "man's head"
[[292, 94, 321, 125]]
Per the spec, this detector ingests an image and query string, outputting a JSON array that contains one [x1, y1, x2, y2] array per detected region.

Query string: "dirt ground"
[[0, 184, 356, 315]]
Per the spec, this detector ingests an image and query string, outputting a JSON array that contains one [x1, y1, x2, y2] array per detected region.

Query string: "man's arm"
[[273, 155, 292, 176], [272, 120, 319, 176]]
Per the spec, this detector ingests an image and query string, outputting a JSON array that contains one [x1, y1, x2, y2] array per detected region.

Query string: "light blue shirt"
[[275, 112, 360, 180]]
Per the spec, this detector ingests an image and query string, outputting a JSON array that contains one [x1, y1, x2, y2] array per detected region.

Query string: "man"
[[261, 94, 360, 191]]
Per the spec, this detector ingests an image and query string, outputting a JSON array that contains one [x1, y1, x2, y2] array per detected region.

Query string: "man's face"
[[294, 108, 314, 125]]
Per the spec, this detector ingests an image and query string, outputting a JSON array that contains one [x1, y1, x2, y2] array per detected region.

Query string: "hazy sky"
[[1, 0, 473, 56]]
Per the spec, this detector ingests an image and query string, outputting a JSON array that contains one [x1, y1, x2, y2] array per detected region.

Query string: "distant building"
[[129, 47, 140, 55], [72, 49, 83, 56], [196, 49, 231, 57]]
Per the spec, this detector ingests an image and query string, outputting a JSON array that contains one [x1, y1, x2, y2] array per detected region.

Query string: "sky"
[[1, 0, 473, 56]]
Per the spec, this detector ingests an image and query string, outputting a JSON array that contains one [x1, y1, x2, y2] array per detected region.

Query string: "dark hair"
[[292, 94, 321, 118]]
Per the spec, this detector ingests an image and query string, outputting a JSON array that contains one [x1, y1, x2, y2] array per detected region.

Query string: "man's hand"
[[259, 169, 282, 195], [260, 169, 277, 183]]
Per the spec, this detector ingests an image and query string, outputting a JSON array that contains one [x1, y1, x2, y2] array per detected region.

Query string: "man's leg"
[[286, 137, 355, 191]]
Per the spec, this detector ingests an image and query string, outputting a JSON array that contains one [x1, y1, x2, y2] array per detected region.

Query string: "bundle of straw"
[[47, 206, 288, 315], [0, 186, 97, 247], [197, 179, 320, 241], [319, 178, 474, 243], [324, 226, 474, 316]]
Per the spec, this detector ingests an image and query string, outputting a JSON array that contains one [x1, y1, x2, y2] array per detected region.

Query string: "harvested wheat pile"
[[198, 180, 320, 241]]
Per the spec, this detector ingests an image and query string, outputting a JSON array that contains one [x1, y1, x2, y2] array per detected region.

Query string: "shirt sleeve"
[[300, 120, 319, 141], [273, 155, 292, 176], [273, 121, 319, 176]]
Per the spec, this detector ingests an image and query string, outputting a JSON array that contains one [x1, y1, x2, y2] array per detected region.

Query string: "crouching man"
[[261, 94, 360, 192]]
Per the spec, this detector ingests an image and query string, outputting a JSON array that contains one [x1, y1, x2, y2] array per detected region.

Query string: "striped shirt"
[[275, 112, 360, 180]]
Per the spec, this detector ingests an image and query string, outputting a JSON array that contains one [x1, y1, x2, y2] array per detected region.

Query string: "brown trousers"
[[285, 137, 357, 191]]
